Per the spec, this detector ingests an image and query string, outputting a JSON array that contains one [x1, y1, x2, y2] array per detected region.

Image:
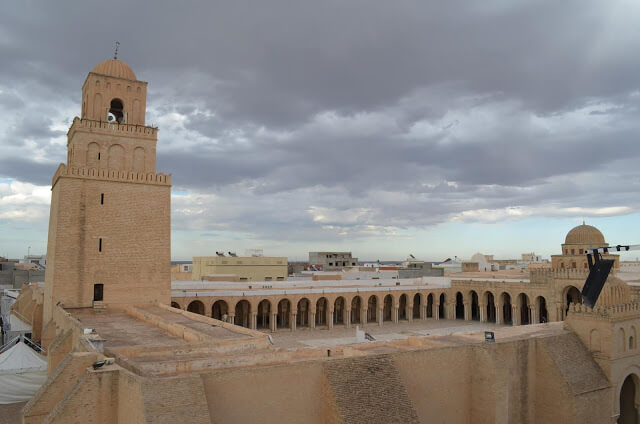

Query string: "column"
[[346, 308, 351, 328], [378, 307, 383, 327], [529, 306, 536, 325], [393, 306, 399, 323], [420, 304, 426, 320], [329, 309, 334, 329], [479, 303, 486, 323], [250, 312, 257, 330], [271, 312, 277, 332], [229, 314, 235, 325], [291, 313, 297, 331], [435, 302, 440, 320], [463, 302, 470, 321], [361, 308, 368, 327], [496, 303, 502, 325], [513, 305, 520, 326], [311, 312, 316, 329], [408, 304, 413, 322]]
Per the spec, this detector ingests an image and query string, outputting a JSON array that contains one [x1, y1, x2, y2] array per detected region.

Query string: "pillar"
[[463, 302, 470, 321], [393, 306, 399, 323], [250, 312, 257, 330], [529, 306, 536, 325], [311, 311, 316, 329], [291, 313, 297, 331], [329, 309, 334, 329], [346, 308, 351, 328], [496, 303, 502, 325], [479, 303, 486, 323], [361, 308, 368, 327], [229, 314, 235, 326], [408, 304, 413, 322], [435, 302, 440, 320], [420, 304, 426, 320], [378, 307, 383, 327], [513, 305, 520, 326], [271, 312, 277, 332]]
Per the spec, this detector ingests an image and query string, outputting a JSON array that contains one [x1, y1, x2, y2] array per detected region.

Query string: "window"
[[98, 152, 101, 160], [109, 98, 124, 123], [99, 238, 102, 252], [93, 284, 104, 301], [579, 249, 583, 254], [100, 193, 104, 205], [265, 277, 272, 281], [277, 277, 284, 281], [239, 277, 248, 281], [571, 249, 575, 255]]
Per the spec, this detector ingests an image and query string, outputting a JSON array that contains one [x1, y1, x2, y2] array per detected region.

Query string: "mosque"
[[8, 58, 640, 423]]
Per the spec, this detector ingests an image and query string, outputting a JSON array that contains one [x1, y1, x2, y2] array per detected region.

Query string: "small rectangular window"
[[98, 153, 101, 160], [265, 277, 272, 281], [99, 238, 102, 252], [100, 193, 104, 205]]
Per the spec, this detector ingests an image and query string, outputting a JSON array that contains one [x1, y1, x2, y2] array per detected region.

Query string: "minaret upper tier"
[[66, 59, 159, 174], [81, 59, 147, 125]]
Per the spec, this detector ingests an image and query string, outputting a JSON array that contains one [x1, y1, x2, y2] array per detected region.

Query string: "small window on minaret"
[[98, 153, 101, 160], [100, 193, 104, 205], [109, 99, 124, 123], [99, 238, 102, 252]]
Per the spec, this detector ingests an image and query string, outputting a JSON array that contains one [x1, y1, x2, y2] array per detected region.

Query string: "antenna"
[[113, 41, 120, 60]]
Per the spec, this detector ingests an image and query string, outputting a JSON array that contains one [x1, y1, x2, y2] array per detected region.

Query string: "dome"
[[91, 59, 136, 80], [564, 224, 605, 245]]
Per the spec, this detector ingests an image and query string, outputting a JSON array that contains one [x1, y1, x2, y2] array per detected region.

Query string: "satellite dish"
[[107, 112, 117, 123]]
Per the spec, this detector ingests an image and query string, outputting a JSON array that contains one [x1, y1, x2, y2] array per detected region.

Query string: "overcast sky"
[[1, 1, 640, 261]]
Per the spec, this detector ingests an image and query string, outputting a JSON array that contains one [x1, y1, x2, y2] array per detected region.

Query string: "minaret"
[[42, 57, 171, 327]]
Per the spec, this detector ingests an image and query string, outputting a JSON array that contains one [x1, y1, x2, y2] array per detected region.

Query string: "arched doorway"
[[438, 293, 446, 319], [427, 294, 434, 318], [235, 300, 251, 328], [351, 296, 362, 324], [485, 292, 496, 323], [257, 299, 271, 329], [212, 300, 229, 321], [316, 297, 328, 326], [502, 293, 512, 325], [367, 296, 377, 323], [398, 294, 407, 321], [277, 299, 290, 329], [519, 293, 530, 325], [536, 296, 548, 323], [187, 300, 204, 315], [170, 301, 181, 310], [620, 374, 639, 424], [297, 298, 310, 328], [455, 292, 464, 320], [470, 291, 479, 321], [383, 295, 393, 322], [334, 297, 345, 325], [564, 286, 582, 318], [413, 293, 421, 319]]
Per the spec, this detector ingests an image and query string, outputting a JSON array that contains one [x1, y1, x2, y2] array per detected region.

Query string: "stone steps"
[[324, 355, 419, 424]]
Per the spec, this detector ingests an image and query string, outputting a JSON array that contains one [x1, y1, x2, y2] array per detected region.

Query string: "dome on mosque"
[[564, 223, 605, 245], [91, 59, 137, 80]]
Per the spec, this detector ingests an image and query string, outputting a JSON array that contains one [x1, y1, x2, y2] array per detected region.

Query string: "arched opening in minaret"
[[109, 98, 125, 123], [619, 374, 640, 424]]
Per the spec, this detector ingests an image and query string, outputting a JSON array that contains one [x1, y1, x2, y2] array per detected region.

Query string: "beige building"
[[552, 222, 620, 270], [9, 58, 640, 424], [309, 251, 358, 270], [192, 255, 287, 281]]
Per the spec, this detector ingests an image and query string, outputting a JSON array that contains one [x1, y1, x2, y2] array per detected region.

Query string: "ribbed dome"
[[565, 224, 605, 245], [91, 59, 136, 80]]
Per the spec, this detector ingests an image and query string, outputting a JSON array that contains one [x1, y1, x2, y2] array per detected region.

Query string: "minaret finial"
[[113, 41, 120, 60]]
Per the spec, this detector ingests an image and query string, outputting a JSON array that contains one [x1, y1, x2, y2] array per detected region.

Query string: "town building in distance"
[[309, 251, 358, 270], [8, 58, 640, 424], [192, 254, 287, 281]]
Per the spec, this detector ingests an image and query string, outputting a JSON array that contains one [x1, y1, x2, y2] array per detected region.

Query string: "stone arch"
[[563, 285, 582, 318], [455, 292, 464, 320], [519, 293, 530, 325], [590, 329, 601, 352], [367, 295, 378, 323], [87, 142, 100, 168], [351, 296, 362, 324], [187, 300, 205, 315], [438, 293, 446, 319], [398, 294, 408, 321], [212, 300, 228, 321], [619, 373, 640, 424], [170, 301, 181, 310], [109, 98, 125, 122], [316, 297, 329, 326], [427, 293, 434, 318], [485, 292, 496, 323], [413, 293, 421, 319], [470, 291, 479, 321], [334, 296, 346, 325], [257, 299, 271, 329], [108, 144, 125, 171], [93, 93, 103, 119], [536, 296, 548, 323], [501, 292, 512, 325], [234, 299, 251, 328], [277, 298, 291, 329], [383, 294, 393, 322], [133, 146, 145, 172], [297, 298, 311, 328]]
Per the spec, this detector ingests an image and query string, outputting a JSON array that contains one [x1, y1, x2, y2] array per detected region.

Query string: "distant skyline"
[[1, 1, 640, 262]]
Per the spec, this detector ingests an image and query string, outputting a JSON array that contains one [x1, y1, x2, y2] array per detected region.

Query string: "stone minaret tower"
[[43, 58, 171, 325]]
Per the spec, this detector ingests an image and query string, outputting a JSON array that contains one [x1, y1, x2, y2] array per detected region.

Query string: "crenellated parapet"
[[529, 268, 589, 284], [67, 117, 157, 141], [568, 301, 640, 322], [51, 163, 171, 187]]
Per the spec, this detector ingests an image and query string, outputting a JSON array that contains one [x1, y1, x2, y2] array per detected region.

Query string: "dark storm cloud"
[[1, 0, 640, 243]]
